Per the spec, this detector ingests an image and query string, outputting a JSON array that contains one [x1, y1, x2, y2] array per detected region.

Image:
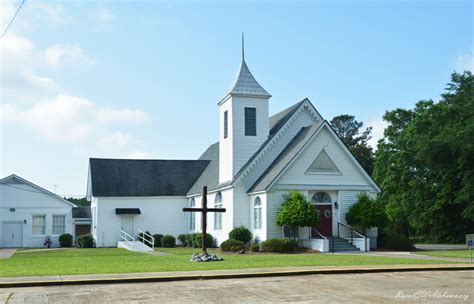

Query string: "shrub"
[[161, 235, 176, 248], [276, 191, 318, 239], [138, 231, 153, 244], [220, 239, 244, 252], [229, 226, 252, 244], [178, 234, 188, 246], [76, 234, 94, 248], [59, 233, 73, 247], [250, 243, 260, 252], [191, 233, 214, 248], [261, 238, 298, 253], [184, 234, 193, 247], [379, 234, 413, 251], [153, 234, 163, 247], [346, 193, 388, 234]]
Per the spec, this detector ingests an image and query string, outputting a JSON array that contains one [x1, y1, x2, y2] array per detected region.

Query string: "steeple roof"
[[227, 59, 271, 98]]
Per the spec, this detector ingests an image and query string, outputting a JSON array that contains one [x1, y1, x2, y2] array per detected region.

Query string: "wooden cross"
[[183, 186, 226, 255]]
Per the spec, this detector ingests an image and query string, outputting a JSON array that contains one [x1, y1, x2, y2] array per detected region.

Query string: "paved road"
[[1, 270, 472, 303]]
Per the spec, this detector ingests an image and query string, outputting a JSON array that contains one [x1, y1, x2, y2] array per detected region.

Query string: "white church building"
[[86, 50, 380, 252]]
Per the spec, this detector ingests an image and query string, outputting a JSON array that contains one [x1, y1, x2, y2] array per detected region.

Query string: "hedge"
[[153, 234, 164, 247], [59, 233, 73, 247], [76, 234, 94, 248], [220, 239, 244, 252], [260, 238, 298, 253], [161, 235, 176, 248]]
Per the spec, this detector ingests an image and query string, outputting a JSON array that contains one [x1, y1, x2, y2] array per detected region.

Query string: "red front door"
[[311, 205, 333, 238]]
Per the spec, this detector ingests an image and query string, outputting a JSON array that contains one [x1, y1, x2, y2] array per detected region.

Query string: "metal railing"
[[137, 229, 154, 249], [337, 222, 367, 252], [120, 229, 135, 251], [309, 227, 327, 240]]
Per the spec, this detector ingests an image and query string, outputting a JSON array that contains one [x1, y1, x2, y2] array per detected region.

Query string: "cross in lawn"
[[183, 186, 226, 255]]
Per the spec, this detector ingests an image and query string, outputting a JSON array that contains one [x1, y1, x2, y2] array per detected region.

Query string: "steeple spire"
[[242, 31, 245, 61], [224, 33, 271, 98]]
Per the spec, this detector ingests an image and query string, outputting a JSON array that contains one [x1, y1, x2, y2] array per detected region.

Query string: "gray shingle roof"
[[89, 158, 210, 197], [248, 123, 323, 193], [72, 207, 91, 218], [228, 59, 271, 97], [187, 142, 220, 196], [187, 100, 311, 195]]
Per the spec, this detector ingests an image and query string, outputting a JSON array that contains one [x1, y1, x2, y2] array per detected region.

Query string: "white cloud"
[[90, 4, 116, 30], [455, 53, 473, 72], [126, 150, 152, 159], [1, 94, 151, 142], [30, 1, 68, 25], [367, 115, 388, 149], [44, 44, 95, 68]]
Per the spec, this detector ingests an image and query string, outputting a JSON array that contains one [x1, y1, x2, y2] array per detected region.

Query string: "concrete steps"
[[329, 238, 360, 252]]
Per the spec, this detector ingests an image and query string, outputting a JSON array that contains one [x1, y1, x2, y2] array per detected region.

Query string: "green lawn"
[[414, 249, 472, 259], [0, 247, 456, 277]]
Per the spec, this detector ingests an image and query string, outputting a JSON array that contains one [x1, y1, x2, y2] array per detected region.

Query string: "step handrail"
[[336, 222, 367, 252], [309, 227, 327, 240], [120, 229, 135, 251], [137, 229, 155, 249]]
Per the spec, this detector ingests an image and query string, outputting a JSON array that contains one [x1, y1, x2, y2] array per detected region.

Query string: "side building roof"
[[89, 158, 210, 197]]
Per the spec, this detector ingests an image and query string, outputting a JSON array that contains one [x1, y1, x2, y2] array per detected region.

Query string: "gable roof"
[[248, 123, 323, 192], [0, 174, 77, 207], [187, 142, 220, 196], [187, 99, 312, 196], [249, 122, 381, 193], [89, 158, 210, 197], [227, 59, 271, 98]]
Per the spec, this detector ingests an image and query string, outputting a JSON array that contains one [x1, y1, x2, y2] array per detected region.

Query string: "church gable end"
[[305, 149, 341, 174]]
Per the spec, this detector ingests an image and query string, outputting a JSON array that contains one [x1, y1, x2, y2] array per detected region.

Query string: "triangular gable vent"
[[306, 149, 341, 174]]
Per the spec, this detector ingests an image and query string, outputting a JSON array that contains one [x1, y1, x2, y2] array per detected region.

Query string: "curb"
[[1, 265, 473, 288]]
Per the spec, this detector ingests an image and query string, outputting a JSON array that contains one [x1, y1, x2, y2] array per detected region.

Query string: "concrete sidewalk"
[[0, 249, 16, 259], [0, 264, 473, 288], [415, 244, 466, 250], [337, 250, 472, 263]]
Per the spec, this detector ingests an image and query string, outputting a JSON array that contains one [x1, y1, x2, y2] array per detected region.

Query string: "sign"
[[467, 234, 474, 264], [466, 234, 474, 248]]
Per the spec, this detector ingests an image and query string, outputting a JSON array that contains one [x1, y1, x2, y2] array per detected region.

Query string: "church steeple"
[[218, 34, 271, 183]]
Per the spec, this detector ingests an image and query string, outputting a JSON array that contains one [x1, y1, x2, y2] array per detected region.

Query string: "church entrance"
[[120, 215, 134, 235], [311, 205, 333, 238]]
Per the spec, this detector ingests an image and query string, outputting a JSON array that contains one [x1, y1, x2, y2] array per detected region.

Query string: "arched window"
[[254, 197, 262, 229], [312, 192, 331, 204], [214, 192, 223, 230], [188, 198, 195, 231]]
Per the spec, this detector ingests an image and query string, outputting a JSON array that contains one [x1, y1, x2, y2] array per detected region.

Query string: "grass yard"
[[414, 249, 472, 259], [0, 247, 457, 277]]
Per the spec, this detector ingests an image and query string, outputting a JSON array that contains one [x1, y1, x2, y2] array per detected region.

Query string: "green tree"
[[330, 114, 374, 174], [345, 193, 388, 235], [373, 71, 474, 243], [276, 191, 318, 239], [65, 197, 90, 206]]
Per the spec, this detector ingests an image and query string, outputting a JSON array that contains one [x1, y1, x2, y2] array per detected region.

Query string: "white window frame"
[[189, 198, 196, 232], [52, 214, 66, 235], [214, 192, 223, 230], [32, 215, 46, 236], [253, 196, 262, 230]]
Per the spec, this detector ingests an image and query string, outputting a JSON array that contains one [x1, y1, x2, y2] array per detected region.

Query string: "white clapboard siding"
[[93, 196, 188, 247], [0, 182, 74, 248], [277, 127, 377, 189], [265, 190, 288, 240], [242, 106, 321, 190]]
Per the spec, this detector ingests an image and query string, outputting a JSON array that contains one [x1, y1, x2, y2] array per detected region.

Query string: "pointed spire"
[[226, 33, 271, 98], [242, 31, 245, 61]]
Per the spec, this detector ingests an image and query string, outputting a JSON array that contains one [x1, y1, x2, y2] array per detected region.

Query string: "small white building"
[[87, 49, 380, 252], [0, 175, 77, 248]]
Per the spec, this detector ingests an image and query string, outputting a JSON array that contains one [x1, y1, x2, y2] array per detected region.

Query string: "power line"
[[1, 0, 26, 39]]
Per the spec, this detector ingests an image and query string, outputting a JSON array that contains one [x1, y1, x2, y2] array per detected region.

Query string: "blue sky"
[[0, 0, 472, 196]]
